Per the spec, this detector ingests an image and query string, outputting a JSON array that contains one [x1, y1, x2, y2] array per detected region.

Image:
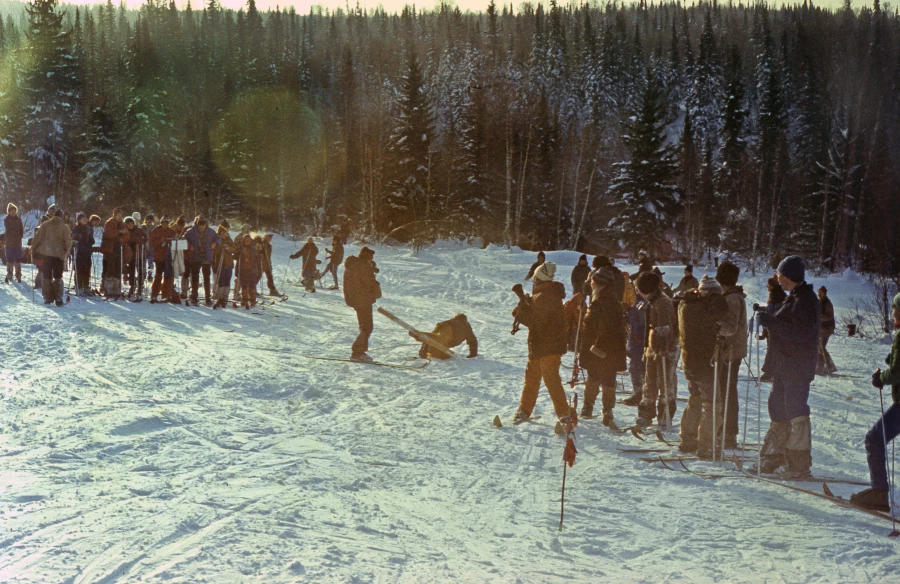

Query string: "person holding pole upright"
[[716, 261, 748, 450], [635, 271, 677, 429], [71, 212, 95, 296]]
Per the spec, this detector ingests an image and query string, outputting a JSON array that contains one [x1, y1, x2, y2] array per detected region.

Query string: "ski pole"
[[722, 358, 733, 456], [756, 317, 762, 477], [661, 355, 671, 431], [742, 313, 754, 464], [877, 385, 900, 536], [712, 342, 720, 462]]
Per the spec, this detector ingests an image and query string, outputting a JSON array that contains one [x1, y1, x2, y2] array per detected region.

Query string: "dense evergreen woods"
[[0, 0, 898, 273]]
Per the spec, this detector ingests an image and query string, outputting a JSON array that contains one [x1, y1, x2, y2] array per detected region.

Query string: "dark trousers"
[[327, 261, 339, 286], [628, 352, 645, 396], [768, 378, 811, 422], [75, 265, 91, 291], [352, 304, 374, 355], [190, 261, 211, 301], [717, 359, 741, 439], [264, 268, 277, 292], [866, 402, 900, 490], [44, 256, 64, 279]]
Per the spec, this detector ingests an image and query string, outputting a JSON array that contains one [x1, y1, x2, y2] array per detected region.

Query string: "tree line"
[[0, 0, 898, 274]]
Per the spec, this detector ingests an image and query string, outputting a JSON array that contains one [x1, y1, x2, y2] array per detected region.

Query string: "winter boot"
[[351, 352, 373, 363], [580, 404, 594, 419], [54, 279, 65, 306], [205, 298, 213, 307], [622, 393, 642, 407], [512, 409, 531, 424], [42, 275, 54, 304], [601, 410, 614, 427], [849, 487, 890, 512], [724, 436, 739, 450]]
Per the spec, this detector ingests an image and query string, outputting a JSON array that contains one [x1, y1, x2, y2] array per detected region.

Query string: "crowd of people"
[[508, 250, 900, 513]]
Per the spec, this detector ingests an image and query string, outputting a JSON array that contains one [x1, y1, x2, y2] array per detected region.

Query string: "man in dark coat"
[[716, 261, 748, 449], [71, 212, 95, 296], [673, 265, 699, 296], [4, 203, 24, 283], [343, 246, 381, 361], [851, 293, 900, 511], [291, 237, 320, 292], [513, 262, 571, 425], [636, 271, 678, 428], [524, 251, 546, 282], [570, 254, 591, 297], [184, 216, 221, 305], [678, 276, 729, 458], [817, 286, 837, 375], [100, 208, 128, 298], [578, 267, 627, 425], [755, 255, 820, 478], [149, 217, 177, 303], [416, 313, 478, 360]]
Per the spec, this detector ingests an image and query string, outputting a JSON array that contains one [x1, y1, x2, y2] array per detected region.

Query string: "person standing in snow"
[[622, 295, 649, 407], [290, 237, 320, 293], [817, 286, 837, 376], [754, 256, 820, 478], [232, 224, 252, 302], [673, 265, 699, 296], [71, 212, 95, 296], [716, 261, 748, 450], [578, 267, 627, 426], [258, 233, 281, 296], [173, 216, 190, 299], [4, 203, 24, 283], [235, 234, 260, 309], [101, 208, 128, 299], [678, 275, 729, 458], [415, 313, 478, 360], [635, 271, 678, 429], [343, 246, 381, 361], [213, 221, 235, 308], [524, 251, 546, 282], [149, 217, 177, 303], [570, 254, 591, 297], [184, 216, 221, 306], [512, 262, 571, 426], [851, 293, 900, 511], [30, 208, 73, 306], [123, 217, 148, 298], [142, 213, 156, 282], [324, 234, 344, 290]]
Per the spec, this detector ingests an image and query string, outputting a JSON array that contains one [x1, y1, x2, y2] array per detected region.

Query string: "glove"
[[872, 369, 884, 389], [590, 345, 606, 359]]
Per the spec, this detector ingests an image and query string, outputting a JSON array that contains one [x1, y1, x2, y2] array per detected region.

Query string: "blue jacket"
[[759, 282, 820, 384], [71, 224, 95, 267], [184, 226, 221, 264], [627, 298, 648, 358]]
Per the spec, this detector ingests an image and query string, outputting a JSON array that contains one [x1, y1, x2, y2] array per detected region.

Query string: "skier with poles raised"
[[716, 261, 748, 450], [635, 271, 678, 429], [71, 212, 95, 297], [577, 267, 627, 426], [850, 292, 900, 512], [753, 255, 819, 479]]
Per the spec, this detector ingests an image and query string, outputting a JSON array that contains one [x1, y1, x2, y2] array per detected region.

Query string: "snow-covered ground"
[[0, 237, 897, 582]]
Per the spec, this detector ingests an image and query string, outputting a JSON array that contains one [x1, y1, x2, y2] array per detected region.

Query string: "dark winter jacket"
[[627, 298, 648, 358], [101, 217, 126, 255], [258, 239, 274, 273], [582, 266, 625, 303], [291, 242, 319, 276], [881, 331, 900, 403], [214, 227, 235, 271], [31, 216, 73, 262], [674, 275, 700, 296], [125, 225, 148, 264], [525, 259, 545, 281], [578, 286, 627, 376], [678, 291, 730, 383], [326, 241, 345, 267], [235, 239, 260, 284], [3, 215, 23, 249], [514, 280, 567, 359], [149, 225, 177, 260], [720, 286, 748, 362], [645, 289, 677, 356], [820, 296, 835, 335], [343, 255, 381, 309], [570, 257, 591, 296], [71, 224, 95, 267], [430, 314, 478, 358], [184, 225, 221, 264], [758, 282, 821, 384]]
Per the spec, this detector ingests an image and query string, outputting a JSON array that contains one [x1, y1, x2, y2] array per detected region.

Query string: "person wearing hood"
[[343, 246, 381, 361], [715, 261, 747, 450], [754, 255, 820, 478], [184, 215, 221, 306], [30, 209, 73, 305], [578, 267, 627, 426], [4, 203, 24, 283], [512, 262, 571, 426], [290, 237, 320, 293], [524, 251, 546, 282], [71, 212, 95, 296], [570, 255, 591, 297], [851, 293, 900, 511]]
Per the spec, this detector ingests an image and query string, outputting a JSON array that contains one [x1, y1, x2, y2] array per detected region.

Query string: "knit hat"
[[716, 261, 740, 287], [777, 255, 806, 283], [698, 274, 723, 295], [159, 216, 171, 224], [89, 214, 101, 223], [591, 267, 617, 287], [578, 254, 587, 264], [533, 262, 557, 283], [48, 204, 57, 213], [818, 285, 827, 294], [685, 265, 693, 273], [124, 217, 135, 225], [132, 212, 142, 223], [75, 212, 86, 222], [636, 272, 661, 295], [593, 255, 611, 269]]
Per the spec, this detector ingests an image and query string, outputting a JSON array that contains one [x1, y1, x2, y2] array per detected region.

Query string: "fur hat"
[[716, 261, 740, 287], [533, 262, 557, 283], [6, 203, 16, 213], [636, 272, 661, 295], [698, 274, 723, 295], [777, 255, 806, 283], [591, 267, 617, 287]]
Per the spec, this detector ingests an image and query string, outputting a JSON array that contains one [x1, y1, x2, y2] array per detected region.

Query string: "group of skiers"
[[1, 203, 347, 309], [509, 250, 900, 512]]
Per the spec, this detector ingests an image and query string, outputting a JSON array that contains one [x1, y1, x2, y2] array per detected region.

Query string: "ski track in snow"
[[0, 239, 897, 582]]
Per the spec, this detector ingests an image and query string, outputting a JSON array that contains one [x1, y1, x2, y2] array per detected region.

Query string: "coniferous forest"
[[0, 0, 899, 273]]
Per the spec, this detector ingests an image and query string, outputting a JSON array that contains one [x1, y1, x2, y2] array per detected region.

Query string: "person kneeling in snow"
[[851, 293, 900, 511], [414, 314, 478, 360], [512, 262, 571, 426]]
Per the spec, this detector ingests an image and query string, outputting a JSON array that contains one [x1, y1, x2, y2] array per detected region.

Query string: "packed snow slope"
[[0, 237, 897, 583]]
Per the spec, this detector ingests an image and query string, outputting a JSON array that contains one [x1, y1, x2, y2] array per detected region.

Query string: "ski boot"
[[205, 298, 213, 307], [351, 352, 374, 363], [601, 411, 614, 427], [621, 394, 642, 407], [849, 487, 890, 512], [512, 409, 531, 425]]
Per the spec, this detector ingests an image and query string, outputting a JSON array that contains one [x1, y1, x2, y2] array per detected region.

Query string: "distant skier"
[[851, 293, 900, 511], [673, 265, 699, 296], [324, 234, 344, 290], [578, 267, 627, 426], [259, 233, 281, 296], [754, 256, 819, 478], [635, 271, 678, 429], [149, 217, 177, 303], [4, 203, 23, 283], [511, 261, 571, 426], [184, 216, 221, 306], [30, 208, 72, 306], [570, 254, 590, 297], [235, 234, 260, 309], [415, 313, 478, 360], [142, 213, 156, 281], [817, 286, 837, 376], [524, 251, 546, 282], [343, 246, 381, 362], [71, 212, 95, 296], [291, 237, 320, 293]]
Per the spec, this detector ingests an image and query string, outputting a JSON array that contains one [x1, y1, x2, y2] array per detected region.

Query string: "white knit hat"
[[132, 212, 142, 223], [533, 262, 557, 283], [698, 274, 723, 295]]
